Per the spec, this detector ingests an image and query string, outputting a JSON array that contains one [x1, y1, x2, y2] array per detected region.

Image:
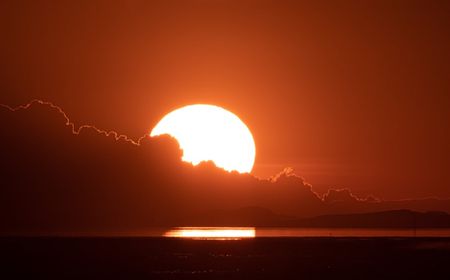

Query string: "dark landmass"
[[1, 237, 449, 279], [296, 209, 450, 228], [195, 208, 450, 228]]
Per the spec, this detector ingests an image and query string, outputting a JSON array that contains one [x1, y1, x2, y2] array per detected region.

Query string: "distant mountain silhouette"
[[194, 208, 450, 228], [294, 210, 450, 228], [190, 207, 295, 226]]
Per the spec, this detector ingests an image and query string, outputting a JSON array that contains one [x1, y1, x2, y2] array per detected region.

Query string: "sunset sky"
[[1, 0, 450, 200]]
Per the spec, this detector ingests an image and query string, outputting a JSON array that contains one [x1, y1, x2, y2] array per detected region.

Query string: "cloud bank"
[[1, 101, 449, 233]]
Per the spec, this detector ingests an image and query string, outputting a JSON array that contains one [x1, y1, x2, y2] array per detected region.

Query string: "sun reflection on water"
[[163, 227, 256, 240]]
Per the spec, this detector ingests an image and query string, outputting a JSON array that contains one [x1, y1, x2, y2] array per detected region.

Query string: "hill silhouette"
[[187, 208, 450, 228], [293, 210, 450, 228]]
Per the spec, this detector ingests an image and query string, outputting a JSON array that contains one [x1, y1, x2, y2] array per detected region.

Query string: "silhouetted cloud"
[[1, 101, 449, 233], [323, 188, 361, 203]]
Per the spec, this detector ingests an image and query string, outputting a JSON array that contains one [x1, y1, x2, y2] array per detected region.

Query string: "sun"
[[150, 104, 256, 173]]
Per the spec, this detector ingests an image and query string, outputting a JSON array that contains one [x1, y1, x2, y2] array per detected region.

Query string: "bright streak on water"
[[164, 227, 256, 240]]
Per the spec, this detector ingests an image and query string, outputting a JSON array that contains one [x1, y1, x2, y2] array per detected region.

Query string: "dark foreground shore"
[[1, 237, 449, 279]]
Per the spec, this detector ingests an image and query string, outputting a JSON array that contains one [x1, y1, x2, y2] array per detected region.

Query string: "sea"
[[1, 227, 450, 279]]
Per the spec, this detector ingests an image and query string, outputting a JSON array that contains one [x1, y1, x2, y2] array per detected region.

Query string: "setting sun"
[[150, 104, 255, 173]]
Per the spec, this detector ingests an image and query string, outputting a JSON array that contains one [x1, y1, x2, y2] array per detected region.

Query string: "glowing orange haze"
[[2, 1, 450, 199]]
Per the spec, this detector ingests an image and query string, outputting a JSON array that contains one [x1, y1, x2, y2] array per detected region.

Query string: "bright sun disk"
[[150, 104, 255, 173]]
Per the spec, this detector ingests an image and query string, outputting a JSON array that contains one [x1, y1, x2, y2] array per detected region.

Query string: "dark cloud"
[[323, 188, 362, 203], [1, 101, 449, 233]]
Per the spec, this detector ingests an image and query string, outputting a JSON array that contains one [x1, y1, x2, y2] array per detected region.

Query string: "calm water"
[[2, 232, 449, 279], [255, 227, 450, 237], [19, 227, 450, 238]]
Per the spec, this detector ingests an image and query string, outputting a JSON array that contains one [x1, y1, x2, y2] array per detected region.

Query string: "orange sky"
[[1, 0, 449, 199]]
